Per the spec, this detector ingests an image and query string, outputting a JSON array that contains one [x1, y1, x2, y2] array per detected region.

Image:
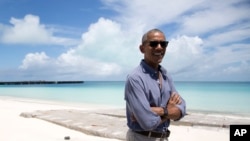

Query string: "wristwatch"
[[162, 107, 168, 116]]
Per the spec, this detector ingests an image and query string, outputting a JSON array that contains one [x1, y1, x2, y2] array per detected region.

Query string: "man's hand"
[[168, 92, 182, 105], [162, 92, 182, 120]]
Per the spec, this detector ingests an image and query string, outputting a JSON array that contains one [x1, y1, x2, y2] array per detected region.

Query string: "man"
[[124, 29, 186, 141]]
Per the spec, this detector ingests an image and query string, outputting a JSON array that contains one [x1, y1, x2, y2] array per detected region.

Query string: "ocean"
[[0, 81, 249, 116]]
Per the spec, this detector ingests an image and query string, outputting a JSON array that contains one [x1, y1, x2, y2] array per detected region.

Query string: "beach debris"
[[64, 136, 70, 140]]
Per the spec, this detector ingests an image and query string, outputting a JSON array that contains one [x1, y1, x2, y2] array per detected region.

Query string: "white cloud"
[[2, 0, 250, 81], [19, 50, 122, 80], [2, 15, 51, 44], [207, 44, 250, 68], [205, 26, 250, 47], [19, 52, 52, 69], [57, 49, 122, 76], [102, 0, 204, 30], [17, 17, 141, 80], [18, 18, 126, 79], [178, 0, 250, 35], [77, 18, 141, 67], [164, 35, 204, 74], [223, 61, 250, 75], [0, 14, 79, 46], [167, 41, 250, 81]]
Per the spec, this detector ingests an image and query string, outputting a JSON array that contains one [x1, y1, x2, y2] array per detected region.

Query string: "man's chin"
[[156, 59, 163, 64]]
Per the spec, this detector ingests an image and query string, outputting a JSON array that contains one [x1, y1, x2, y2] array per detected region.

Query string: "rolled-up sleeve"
[[175, 96, 186, 120], [125, 77, 161, 130], [167, 74, 186, 120]]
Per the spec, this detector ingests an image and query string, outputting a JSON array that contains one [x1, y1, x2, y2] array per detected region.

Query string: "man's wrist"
[[161, 107, 168, 117]]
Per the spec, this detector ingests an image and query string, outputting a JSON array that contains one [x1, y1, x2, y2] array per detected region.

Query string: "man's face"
[[140, 31, 167, 69]]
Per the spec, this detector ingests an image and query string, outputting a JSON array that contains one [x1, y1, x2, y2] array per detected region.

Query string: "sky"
[[0, 0, 249, 81]]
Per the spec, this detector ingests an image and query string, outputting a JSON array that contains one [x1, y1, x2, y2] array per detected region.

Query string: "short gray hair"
[[141, 28, 165, 44]]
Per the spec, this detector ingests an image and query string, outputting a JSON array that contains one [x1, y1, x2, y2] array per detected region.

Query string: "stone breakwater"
[[0, 81, 84, 85], [20, 109, 250, 140]]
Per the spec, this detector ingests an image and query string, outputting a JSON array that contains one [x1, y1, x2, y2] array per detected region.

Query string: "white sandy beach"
[[0, 97, 229, 141], [0, 97, 121, 141]]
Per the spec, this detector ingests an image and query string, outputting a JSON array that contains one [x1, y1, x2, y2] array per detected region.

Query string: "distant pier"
[[0, 81, 84, 85]]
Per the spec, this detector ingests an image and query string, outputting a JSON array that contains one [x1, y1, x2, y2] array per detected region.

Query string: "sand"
[[0, 97, 231, 141], [0, 97, 121, 141]]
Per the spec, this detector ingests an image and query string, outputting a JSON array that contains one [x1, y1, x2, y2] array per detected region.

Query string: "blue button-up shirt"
[[124, 60, 186, 132]]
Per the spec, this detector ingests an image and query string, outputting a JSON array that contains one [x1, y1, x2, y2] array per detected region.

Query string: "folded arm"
[[151, 92, 186, 122]]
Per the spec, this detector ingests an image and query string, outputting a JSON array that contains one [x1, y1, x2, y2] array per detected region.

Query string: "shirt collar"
[[140, 60, 167, 79]]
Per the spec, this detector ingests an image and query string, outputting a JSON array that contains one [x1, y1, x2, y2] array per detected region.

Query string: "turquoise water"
[[176, 82, 250, 115], [0, 81, 249, 115]]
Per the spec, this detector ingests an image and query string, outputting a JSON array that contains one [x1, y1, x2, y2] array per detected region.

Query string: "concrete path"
[[20, 109, 250, 140]]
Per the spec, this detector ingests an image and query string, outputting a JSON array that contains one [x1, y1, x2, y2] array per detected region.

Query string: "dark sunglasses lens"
[[160, 41, 168, 48], [149, 41, 159, 47], [149, 41, 168, 48]]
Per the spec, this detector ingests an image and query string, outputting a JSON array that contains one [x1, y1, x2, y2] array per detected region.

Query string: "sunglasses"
[[148, 41, 169, 48]]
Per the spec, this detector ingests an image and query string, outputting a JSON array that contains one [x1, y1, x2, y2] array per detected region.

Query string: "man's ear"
[[140, 45, 145, 53]]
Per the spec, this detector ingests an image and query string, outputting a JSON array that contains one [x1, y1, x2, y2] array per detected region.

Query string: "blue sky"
[[0, 0, 249, 81]]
